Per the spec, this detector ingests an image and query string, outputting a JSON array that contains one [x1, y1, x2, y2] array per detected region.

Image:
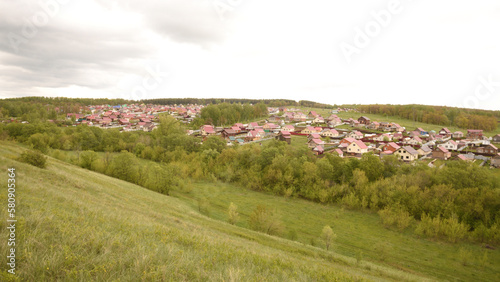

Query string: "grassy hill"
[[0, 141, 429, 281], [297, 107, 500, 135]]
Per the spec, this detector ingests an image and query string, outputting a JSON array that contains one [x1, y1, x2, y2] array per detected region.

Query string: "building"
[[492, 134, 500, 143], [418, 145, 432, 158], [477, 144, 498, 155], [467, 129, 484, 140], [491, 154, 500, 168], [432, 146, 452, 160], [358, 116, 371, 125], [396, 146, 419, 162], [453, 131, 464, 139], [439, 127, 452, 137], [276, 131, 291, 144], [347, 140, 368, 155], [383, 142, 400, 153], [438, 140, 458, 151]]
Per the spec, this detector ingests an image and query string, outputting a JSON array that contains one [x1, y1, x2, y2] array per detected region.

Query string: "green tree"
[[227, 202, 239, 225], [321, 225, 336, 251], [20, 150, 47, 168], [249, 205, 284, 236]]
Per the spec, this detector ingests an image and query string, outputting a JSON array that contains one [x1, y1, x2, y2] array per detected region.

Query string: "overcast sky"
[[1, 0, 499, 110]]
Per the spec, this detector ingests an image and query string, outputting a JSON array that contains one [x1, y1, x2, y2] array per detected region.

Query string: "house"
[[418, 145, 432, 157], [301, 126, 318, 135], [348, 119, 359, 127], [453, 131, 464, 139], [263, 123, 279, 132], [439, 128, 452, 137], [438, 140, 458, 151], [492, 134, 500, 143], [477, 144, 498, 155], [315, 116, 325, 124], [383, 142, 400, 153], [327, 117, 342, 127], [358, 116, 371, 125], [456, 154, 474, 162], [222, 128, 237, 138], [491, 154, 500, 168], [231, 126, 241, 133], [367, 121, 380, 130], [407, 136, 423, 145], [432, 146, 452, 160], [280, 125, 294, 132], [276, 130, 291, 144], [415, 128, 428, 136], [347, 130, 363, 140], [308, 133, 322, 141], [393, 123, 404, 132], [396, 146, 419, 162], [393, 133, 403, 140], [246, 122, 259, 130], [339, 137, 356, 148], [200, 125, 216, 136], [321, 129, 339, 138], [268, 115, 281, 122], [380, 122, 391, 131], [347, 140, 368, 155], [246, 130, 262, 141], [467, 129, 484, 140], [373, 133, 391, 142], [313, 146, 324, 155], [308, 111, 318, 118], [308, 138, 325, 149], [333, 148, 344, 158]]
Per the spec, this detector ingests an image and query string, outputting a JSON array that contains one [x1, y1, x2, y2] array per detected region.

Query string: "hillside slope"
[[0, 142, 424, 281]]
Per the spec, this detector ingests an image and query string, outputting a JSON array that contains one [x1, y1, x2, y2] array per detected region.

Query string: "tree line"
[[352, 104, 499, 131]]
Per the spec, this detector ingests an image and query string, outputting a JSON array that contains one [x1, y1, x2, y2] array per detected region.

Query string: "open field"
[[171, 181, 499, 282], [0, 141, 426, 281], [295, 106, 500, 136]]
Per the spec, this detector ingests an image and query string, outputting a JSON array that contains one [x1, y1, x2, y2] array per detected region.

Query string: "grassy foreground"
[[0, 141, 428, 281]]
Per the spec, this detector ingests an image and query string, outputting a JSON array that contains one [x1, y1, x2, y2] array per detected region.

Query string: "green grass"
[[2, 141, 499, 281], [333, 112, 500, 136], [290, 106, 500, 136], [171, 182, 500, 282], [0, 141, 425, 281]]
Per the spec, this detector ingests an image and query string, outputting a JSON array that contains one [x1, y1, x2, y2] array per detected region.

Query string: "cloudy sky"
[[1, 0, 499, 110]]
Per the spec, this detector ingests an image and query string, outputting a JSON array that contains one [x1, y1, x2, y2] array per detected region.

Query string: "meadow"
[[0, 141, 427, 281], [1, 141, 498, 281]]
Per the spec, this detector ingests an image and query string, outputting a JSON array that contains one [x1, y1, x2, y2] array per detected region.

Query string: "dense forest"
[[351, 104, 499, 131], [143, 98, 333, 109], [191, 103, 269, 127], [2, 115, 499, 245]]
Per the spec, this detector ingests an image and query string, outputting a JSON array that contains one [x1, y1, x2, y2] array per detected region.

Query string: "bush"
[[20, 150, 47, 168], [249, 205, 285, 236], [378, 205, 414, 231]]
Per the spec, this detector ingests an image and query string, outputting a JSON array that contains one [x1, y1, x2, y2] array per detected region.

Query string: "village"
[[62, 103, 500, 168], [196, 107, 500, 169], [65, 103, 204, 132]]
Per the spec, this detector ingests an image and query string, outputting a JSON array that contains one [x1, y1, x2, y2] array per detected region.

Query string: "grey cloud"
[[97, 0, 230, 47]]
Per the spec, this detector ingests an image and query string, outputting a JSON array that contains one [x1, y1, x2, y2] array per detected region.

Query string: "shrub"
[[20, 150, 47, 168], [249, 205, 284, 236], [378, 205, 414, 231], [227, 202, 239, 225]]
